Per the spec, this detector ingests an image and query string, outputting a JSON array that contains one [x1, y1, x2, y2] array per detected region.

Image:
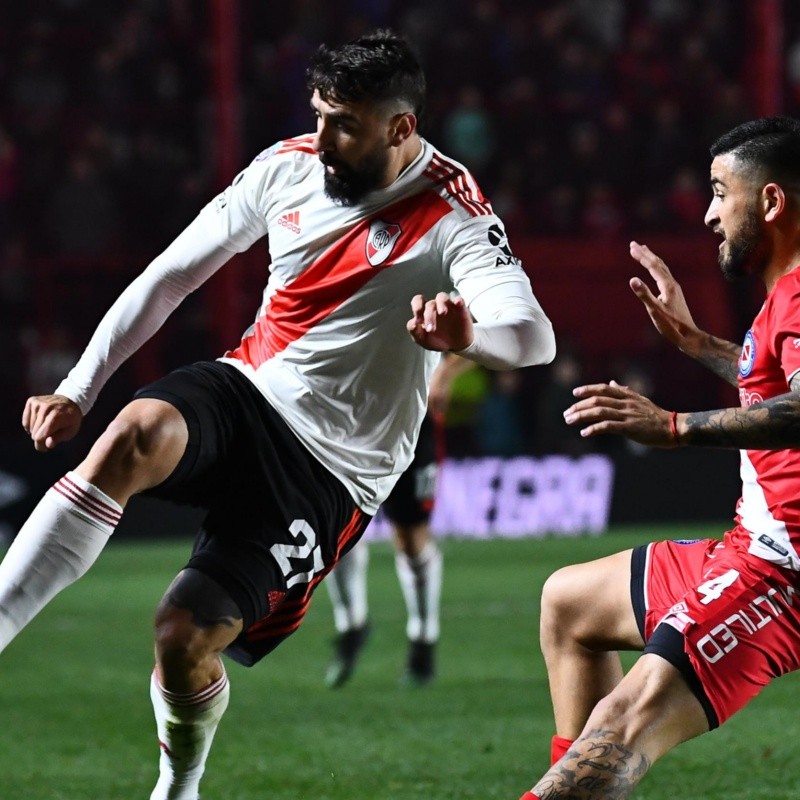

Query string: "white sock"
[[395, 541, 443, 643], [150, 667, 230, 800], [0, 471, 120, 651], [326, 539, 369, 633]]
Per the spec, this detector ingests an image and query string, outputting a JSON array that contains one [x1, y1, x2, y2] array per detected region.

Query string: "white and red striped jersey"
[[730, 268, 800, 569], [56, 136, 554, 513]]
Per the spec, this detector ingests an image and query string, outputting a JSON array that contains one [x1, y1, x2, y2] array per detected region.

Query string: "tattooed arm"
[[682, 371, 800, 447], [564, 374, 800, 450], [628, 241, 740, 387]]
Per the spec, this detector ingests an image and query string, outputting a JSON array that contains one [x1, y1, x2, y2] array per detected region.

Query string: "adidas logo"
[[278, 210, 301, 234]]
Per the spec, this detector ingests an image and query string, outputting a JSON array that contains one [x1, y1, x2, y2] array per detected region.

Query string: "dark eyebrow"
[[710, 177, 726, 189], [309, 100, 359, 125]]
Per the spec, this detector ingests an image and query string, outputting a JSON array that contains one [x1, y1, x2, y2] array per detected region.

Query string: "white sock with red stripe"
[[0, 471, 121, 651], [395, 541, 442, 643], [326, 539, 369, 632], [150, 667, 230, 800]]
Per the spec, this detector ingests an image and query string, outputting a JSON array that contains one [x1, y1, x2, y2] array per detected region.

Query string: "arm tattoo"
[[686, 391, 800, 448], [532, 730, 651, 799], [692, 333, 741, 387]]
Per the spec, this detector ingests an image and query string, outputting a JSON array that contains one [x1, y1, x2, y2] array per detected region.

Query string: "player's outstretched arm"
[[563, 380, 676, 447], [630, 241, 740, 386], [565, 375, 800, 450], [22, 394, 83, 452]]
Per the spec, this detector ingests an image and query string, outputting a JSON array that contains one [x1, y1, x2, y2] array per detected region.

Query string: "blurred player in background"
[[0, 29, 556, 800], [518, 116, 800, 799], [325, 352, 474, 688]]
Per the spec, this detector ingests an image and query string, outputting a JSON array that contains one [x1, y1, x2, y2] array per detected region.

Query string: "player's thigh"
[[77, 397, 188, 500], [541, 549, 642, 650]]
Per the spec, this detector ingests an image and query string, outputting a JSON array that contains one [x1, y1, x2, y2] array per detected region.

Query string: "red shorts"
[[633, 537, 800, 726]]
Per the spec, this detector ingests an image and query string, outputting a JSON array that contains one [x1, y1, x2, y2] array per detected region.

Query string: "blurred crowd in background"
[[1, 0, 799, 462]]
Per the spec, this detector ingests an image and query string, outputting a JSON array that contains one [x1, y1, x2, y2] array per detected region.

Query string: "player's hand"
[[563, 380, 678, 447], [407, 293, 473, 353], [22, 394, 83, 452], [629, 241, 701, 354]]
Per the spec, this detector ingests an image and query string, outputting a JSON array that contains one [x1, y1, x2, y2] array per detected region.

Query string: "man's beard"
[[719, 208, 769, 281], [321, 149, 389, 206]]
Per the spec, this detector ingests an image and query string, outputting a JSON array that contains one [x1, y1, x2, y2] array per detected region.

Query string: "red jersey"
[[730, 268, 800, 570]]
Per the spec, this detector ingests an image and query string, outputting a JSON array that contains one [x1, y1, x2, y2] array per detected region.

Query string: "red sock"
[[519, 793, 541, 800], [551, 734, 575, 765]]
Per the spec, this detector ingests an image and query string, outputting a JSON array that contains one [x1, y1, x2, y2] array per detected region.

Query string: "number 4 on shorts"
[[697, 568, 740, 605]]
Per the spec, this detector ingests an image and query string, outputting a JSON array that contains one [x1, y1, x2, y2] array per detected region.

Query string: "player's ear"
[[763, 182, 785, 222], [389, 112, 417, 146]]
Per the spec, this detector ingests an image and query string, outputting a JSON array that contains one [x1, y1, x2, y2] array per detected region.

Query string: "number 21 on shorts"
[[697, 568, 740, 605]]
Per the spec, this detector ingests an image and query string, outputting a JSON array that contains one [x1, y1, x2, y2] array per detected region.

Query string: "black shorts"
[[135, 360, 371, 666], [381, 413, 439, 527]]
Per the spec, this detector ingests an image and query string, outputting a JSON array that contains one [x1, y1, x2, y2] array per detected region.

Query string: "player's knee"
[[153, 601, 212, 676], [94, 416, 149, 472], [540, 565, 585, 647]]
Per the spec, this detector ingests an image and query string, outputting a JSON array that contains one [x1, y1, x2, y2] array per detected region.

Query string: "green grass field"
[[1, 526, 799, 800]]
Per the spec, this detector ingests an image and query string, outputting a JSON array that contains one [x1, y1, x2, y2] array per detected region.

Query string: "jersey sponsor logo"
[[793, 338, 800, 349], [366, 219, 402, 266], [487, 223, 522, 267], [739, 330, 755, 377], [278, 210, 301, 234]]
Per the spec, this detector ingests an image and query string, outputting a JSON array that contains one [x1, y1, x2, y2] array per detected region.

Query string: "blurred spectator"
[[534, 345, 592, 456], [581, 182, 625, 239], [46, 151, 120, 258], [0, 127, 19, 249], [442, 86, 496, 177], [476, 370, 527, 457], [666, 166, 707, 228]]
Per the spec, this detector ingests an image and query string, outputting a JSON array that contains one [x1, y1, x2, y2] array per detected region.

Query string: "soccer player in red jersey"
[[518, 116, 800, 800]]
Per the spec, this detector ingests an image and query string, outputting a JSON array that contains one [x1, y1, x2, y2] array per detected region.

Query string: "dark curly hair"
[[306, 29, 426, 121]]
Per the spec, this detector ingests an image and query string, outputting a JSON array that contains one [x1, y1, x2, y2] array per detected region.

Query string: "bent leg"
[[0, 399, 188, 652], [528, 653, 709, 799], [540, 549, 642, 741], [150, 568, 243, 800]]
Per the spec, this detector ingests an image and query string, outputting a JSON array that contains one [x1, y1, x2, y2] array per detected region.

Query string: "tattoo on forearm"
[[693, 334, 741, 387], [532, 730, 651, 799], [686, 392, 800, 448]]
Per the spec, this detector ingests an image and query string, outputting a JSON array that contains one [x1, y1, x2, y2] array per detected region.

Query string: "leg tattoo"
[[162, 568, 242, 629], [532, 729, 651, 800]]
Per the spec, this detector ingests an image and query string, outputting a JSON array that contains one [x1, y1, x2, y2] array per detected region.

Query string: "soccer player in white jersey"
[[517, 116, 800, 800], [324, 352, 474, 688], [0, 29, 556, 799]]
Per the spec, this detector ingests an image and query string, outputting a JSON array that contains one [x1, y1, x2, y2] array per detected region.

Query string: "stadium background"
[[0, 0, 797, 538]]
